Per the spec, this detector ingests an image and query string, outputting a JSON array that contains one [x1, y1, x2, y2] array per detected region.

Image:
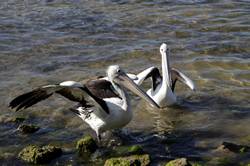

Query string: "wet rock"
[[112, 145, 144, 156], [216, 141, 250, 153], [18, 124, 40, 134], [76, 135, 98, 156], [165, 158, 192, 166], [91, 148, 112, 160], [208, 156, 234, 166], [18, 145, 62, 164], [91, 145, 144, 161], [104, 154, 150, 166], [12, 117, 26, 123], [190, 162, 203, 166], [3, 116, 26, 123], [128, 145, 144, 155]]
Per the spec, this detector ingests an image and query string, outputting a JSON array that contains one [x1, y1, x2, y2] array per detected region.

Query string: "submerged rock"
[[76, 135, 98, 156], [208, 156, 234, 166], [190, 162, 203, 166], [18, 124, 40, 134], [128, 145, 144, 155], [18, 145, 62, 164], [111, 145, 145, 157], [104, 154, 150, 166], [91, 145, 144, 161], [165, 158, 192, 166], [12, 117, 26, 123], [3, 116, 26, 123], [216, 141, 250, 153]]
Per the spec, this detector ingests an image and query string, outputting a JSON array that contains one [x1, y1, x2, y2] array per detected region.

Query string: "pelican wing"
[[9, 83, 89, 111], [9, 80, 111, 117], [131, 67, 162, 91], [171, 68, 195, 92]]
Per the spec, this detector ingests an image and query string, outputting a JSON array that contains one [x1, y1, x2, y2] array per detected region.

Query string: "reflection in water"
[[0, 0, 250, 165]]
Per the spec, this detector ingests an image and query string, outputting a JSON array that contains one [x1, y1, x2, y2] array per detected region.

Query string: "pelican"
[[129, 43, 195, 108], [9, 65, 159, 141]]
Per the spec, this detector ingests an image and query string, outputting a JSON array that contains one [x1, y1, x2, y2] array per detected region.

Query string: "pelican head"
[[159, 43, 171, 88], [107, 65, 159, 109], [107, 65, 122, 81], [160, 43, 169, 55]]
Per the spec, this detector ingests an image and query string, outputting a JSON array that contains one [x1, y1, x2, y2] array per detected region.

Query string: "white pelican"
[[9, 65, 159, 141], [130, 43, 195, 108]]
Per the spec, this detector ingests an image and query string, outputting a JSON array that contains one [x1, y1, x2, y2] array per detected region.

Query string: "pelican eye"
[[117, 69, 121, 73]]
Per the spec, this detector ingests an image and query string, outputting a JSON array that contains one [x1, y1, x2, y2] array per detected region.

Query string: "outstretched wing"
[[129, 67, 162, 91], [9, 79, 114, 117], [171, 68, 196, 92], [9, 82, 88, 111]]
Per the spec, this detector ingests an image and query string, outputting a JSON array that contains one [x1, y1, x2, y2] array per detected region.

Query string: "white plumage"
[[9, 65, 159, 141], [128, 43, 195, 108]]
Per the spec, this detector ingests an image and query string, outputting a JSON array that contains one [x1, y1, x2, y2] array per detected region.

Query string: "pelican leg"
[[96, 130, 102, 143], [97, 134, 102, 143]]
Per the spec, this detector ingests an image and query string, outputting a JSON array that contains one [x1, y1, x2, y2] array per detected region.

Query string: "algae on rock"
[[112, 145, 144, 157], [76, 135, 98, 156], [127, 145, 144, 155], [104, 154, 150, 166], [166, 158, 192, 166], [216, 141, 250, 153], [18, 145, 62, 164]]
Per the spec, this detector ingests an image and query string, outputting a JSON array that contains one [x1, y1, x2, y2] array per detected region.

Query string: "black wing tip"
[[9, 100, 17, 110], [9, 101, 23, 111], [8, 103, 13, 108], [8, 105, 20, 112], [8, 89, 52, 112], [8, 96, 26, 111]]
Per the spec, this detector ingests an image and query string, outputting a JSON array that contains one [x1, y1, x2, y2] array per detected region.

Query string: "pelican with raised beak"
[[130, 43, 195, 108], [9, 65, 159, 141]]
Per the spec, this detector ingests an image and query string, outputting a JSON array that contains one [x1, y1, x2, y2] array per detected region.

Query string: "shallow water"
[[0, 0, 250, 165]]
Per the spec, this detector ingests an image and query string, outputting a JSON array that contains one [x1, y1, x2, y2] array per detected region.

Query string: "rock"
[[76, 135, 98, 156], [216, 141, 250, 153], [4, 116, 26, 123], [18, 145, 62, 164], [91, 145, 144, 161], [104, 154, 150, 166], [191, 162, 203, 166], [12, 117, 26, 123], [112, 145, 144, 157], [128, 145, 144, 155], [165, 158, 192, 166], [18, 124, 40, 134], [208, 156, 234, 166]]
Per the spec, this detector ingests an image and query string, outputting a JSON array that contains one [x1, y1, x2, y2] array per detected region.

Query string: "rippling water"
[[0, 0, 249, 165]]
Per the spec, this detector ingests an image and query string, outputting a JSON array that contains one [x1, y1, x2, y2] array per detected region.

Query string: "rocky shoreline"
[[17, 134, 250, 165], [0, 116, 248, 165]]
